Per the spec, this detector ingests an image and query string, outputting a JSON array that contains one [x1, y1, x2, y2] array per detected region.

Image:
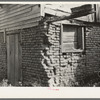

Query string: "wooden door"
[[7, 33, 22, 86]]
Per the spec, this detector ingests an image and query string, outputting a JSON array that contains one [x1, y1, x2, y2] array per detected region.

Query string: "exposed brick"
[[0, 19, 100, 87]]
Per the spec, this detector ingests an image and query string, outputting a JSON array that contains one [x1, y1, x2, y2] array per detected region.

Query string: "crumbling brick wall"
[[0, 18, 97, 87], [0, 17, 100, 86], [21, 20, 100, 87], [38, 22, 100, 87], [41, 23, 83, 87], [0, 32, 7, 81]]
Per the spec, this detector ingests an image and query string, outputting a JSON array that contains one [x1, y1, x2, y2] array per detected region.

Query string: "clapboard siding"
[[0, 4, 37, 16], [0, 7, 40, 23], [0, 5, 32, 18], [0, 4, 41, 31], [0, 5, 27, 17], [0, 8, 32, 23], [1, 16, 41, 30], [0, 13, 40, 27], [6, 22, 39, 31]]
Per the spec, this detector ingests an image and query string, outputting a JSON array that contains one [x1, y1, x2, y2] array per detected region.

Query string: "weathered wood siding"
[[0, 4, 41, 31]]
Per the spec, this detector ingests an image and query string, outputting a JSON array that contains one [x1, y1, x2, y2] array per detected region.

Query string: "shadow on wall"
[[75, 26, 100, 87]]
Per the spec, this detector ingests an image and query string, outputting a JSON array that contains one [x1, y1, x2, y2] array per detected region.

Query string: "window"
[[61, 24, 85, 52]]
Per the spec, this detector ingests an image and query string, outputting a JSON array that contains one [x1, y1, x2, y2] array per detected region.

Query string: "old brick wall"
[[4, 20, 99, 87], [41, 23, 100, 87], [21, 22, 50, 86], [0, 32, 7, 81], [75, 26, 100, 86], [83, 26, 100, 85], [85, 26, 100, 72], [42, 23, 82, 87]]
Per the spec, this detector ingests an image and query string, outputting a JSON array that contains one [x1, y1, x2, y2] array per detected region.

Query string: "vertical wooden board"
[[18, 34, 22, 82], [82, 27, 85, 50], [10, 35, 15, 85], [7, 33, 22, 86], [14, 34, 19, 85], [7, 36, 10, 82]]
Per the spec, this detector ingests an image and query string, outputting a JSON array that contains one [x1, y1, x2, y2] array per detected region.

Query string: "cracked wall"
[[42, 23, 82, 86], [9, 20, 100, 87], [40, 22, 100, 86]]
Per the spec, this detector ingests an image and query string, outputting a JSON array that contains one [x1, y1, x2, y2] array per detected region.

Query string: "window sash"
[[61, 24, 85, 52]]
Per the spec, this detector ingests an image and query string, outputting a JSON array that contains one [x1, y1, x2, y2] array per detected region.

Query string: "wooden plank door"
[[7, 33, 21, 86]]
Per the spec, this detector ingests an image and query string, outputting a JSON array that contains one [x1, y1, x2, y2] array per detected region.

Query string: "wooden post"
[[94, 4, 97, 22]]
